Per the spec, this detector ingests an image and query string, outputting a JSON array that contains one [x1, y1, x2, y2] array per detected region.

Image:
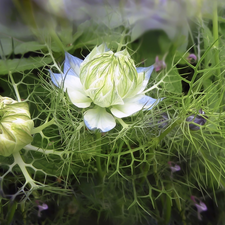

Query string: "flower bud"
[[0, 96, 34, 156], [80, 47, 144, 108]]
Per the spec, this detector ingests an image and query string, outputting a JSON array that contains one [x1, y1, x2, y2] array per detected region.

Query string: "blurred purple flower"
[[168, 161, 180, 174], [36, 200, 48, 217], [186, 109, 207, 131], [187, 53, 197, 63], [191, 196, 207, 220], [154, 56, 167, 72]]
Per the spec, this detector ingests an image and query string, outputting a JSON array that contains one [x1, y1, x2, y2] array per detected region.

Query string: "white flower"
[[50, 44, 162, 132]]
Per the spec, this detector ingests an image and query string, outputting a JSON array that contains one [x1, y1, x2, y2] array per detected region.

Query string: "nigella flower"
[[191, 196, 207, 220], [50, 44, 162, 132]]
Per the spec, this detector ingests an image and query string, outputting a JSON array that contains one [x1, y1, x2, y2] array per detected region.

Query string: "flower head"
[[191, 196, 207, 220], [0, 96, 34, 156], [50, 44, 162, 132]]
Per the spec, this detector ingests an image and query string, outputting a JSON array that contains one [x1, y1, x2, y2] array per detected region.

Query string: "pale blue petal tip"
[[83, 108, 116, 132], [65, 52, 83, 65], [104, 44, 110, 52], [136, 65, 154, 80], [136, 65, 154, 73], [135, 95, 164, 110], [64, 52, 83, 76], [49, 70, 64, 88], [84, 119, 115, 132], [145, 97, 164, 110]]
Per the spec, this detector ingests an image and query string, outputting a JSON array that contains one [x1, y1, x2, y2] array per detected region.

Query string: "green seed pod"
[[0, 96, 34, 156]]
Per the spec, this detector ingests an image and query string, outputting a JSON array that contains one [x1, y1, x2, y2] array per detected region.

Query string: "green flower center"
[[80, 50, 142, 108]]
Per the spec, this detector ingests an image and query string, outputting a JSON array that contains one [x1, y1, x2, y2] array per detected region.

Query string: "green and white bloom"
[[50, 44, 162, 132], [0, 96, 34, 156]]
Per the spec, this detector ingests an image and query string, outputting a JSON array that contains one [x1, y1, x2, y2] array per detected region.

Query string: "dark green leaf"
[[14, 41, 46, 55], [0, 57, 52, 75]]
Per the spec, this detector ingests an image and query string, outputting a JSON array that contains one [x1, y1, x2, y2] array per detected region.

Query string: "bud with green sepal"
[[0, 96, 34, 156]]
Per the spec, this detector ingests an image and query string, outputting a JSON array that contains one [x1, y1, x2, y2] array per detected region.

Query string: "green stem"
[[46, 44, 64, 73], [213, 1, 220, 79], [181, 211, 187, 225], [31, 118, 55, 134], [212, 1, 223, 112], [6, 201, 17, 225], [13, 152, 39, 200], [13, 152, 35, 186], [157, 119, 181, 144], [9, 72, 21, 102], [24, 144, 63, 157], [116, 29, 126, 52], [96, 132, 104, 183], [117, 118, 129, 129]]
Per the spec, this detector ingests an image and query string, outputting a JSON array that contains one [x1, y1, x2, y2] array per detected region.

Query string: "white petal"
[[64, 52, 83, 77], [64, 75, 92, 108], [51, 73, 86, 93], [82, 44, 110, 63], [136, 66, 154, 94], [50, 72, 92, 108], [84, 107, 116, 132], [111, 95, 161, 118], [63, 74, 84, 91], [67, 88, 92, 108], [50, 70, 64, 88]]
